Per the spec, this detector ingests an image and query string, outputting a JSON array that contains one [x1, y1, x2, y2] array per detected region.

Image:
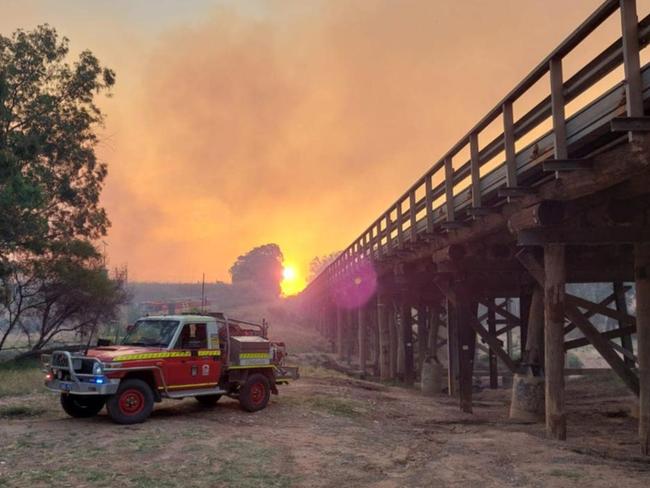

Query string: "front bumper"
[[45, 377, 120, 395], [43, 350, 120, 396]]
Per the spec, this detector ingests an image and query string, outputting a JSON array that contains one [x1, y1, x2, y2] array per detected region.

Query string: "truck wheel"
[[239, 374, 270, 412], [106, 379, 154, 424], [195, 394, 222, 406], [60, 394, 105, 418]]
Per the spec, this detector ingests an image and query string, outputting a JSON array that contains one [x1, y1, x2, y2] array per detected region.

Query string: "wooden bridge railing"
[[306, 0, 649, 296]]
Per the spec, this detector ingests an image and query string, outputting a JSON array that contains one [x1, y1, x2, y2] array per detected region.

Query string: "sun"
[[280, 263, 306, 296]]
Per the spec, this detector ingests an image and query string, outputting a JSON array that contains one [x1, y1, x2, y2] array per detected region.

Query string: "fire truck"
[[41, 313, 299, 424]]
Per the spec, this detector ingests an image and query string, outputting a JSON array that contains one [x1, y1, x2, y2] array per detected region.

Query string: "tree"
[[0, 240, 129, 351], [308, 251, 340, 281], [229, 244, 283, 299], [0, 25, 115, 257], [0, 26, 122, 352]]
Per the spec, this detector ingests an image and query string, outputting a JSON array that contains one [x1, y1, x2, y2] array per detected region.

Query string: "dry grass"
[[0, 359, 44, 398]]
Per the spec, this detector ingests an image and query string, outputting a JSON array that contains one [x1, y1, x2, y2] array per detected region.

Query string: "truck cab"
[[42, 313, 298, 424]]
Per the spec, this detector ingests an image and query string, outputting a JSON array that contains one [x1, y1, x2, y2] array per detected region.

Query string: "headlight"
[[92, 362, 104, 375]]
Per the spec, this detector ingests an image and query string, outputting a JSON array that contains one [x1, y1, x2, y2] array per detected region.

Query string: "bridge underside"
[[307, 126, 650, 455], [302, 0, 650, 456]]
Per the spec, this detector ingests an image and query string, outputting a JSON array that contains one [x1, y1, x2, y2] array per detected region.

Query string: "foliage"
[[0, 240, 129, 351], [0, 25, 114, 256], [229, 243, 283, 299], [308, 251, 340, 281], [0, 25, 122, 352]]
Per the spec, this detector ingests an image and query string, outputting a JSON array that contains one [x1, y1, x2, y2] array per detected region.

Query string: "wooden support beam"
[[458, 302, 477, 413], [635, 242, 650, 456], [358, 304, 367, 374], [388, 303, 397, 379], [524, 286, 545, 370], [550, 57, 568, 161], [402, 302, 415, 386], [519, 248, 643, 437], [488, 299, 498, 389], [614, 282, 635, 368], [435, 279, 518, 373], [444, 157, 456, 223], [611, 116, 650, 132], [377, 298, 391, 381], [417, 305, 429, 378], [620, 0, 644, 119], [564, 303, 639, 396], [336, 307, 344, 360], [498, 187, 536, 198], [566, 294, 636, 326], [425, 175, 434, 233], [518, 225, 650, 245], [446, 298, 460, 396], [565, 325, 636, 350], [503, 101, 517, 188], [544, 244, 567, 440], [470, 132, 481, 209], [542, 159, 593, 172]]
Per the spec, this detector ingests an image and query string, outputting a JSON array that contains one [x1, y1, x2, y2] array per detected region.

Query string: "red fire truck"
[[41, 313, 299, 424]]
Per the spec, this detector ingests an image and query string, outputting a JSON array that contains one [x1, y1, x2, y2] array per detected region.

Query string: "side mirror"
[[126, 324, 135, 333], [97, 338, 112, 347]]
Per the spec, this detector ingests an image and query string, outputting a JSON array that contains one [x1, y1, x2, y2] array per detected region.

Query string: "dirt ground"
[[1, 321, 649, 487]]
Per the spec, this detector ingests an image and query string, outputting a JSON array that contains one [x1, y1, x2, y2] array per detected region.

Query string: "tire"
[[106, 379, 154, 425], [60, 394, 105, 418], [239, 373, 270, 412], [195, 394, 222, 406]]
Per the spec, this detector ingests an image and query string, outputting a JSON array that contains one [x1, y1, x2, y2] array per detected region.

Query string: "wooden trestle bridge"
[[299, 0, 650, 455]]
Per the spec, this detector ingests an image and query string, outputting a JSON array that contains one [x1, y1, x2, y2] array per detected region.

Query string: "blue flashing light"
[[94, 376, 106, 385]]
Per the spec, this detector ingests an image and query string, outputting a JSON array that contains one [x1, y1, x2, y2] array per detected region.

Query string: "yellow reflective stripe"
[[197, 350, 221, 357], [114, 351, 191, 361], [239, 353, 270, 359], [158, 382, 219, 390]]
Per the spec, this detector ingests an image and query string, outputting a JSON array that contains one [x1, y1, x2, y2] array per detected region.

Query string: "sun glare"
[[280, 263, 306, 296]]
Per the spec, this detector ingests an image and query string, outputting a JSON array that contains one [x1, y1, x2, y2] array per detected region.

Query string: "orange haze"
[[3, 0, 648, 284]]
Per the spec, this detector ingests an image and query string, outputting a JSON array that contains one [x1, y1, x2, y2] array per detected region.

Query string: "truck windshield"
[[122, 320, 179, 348]]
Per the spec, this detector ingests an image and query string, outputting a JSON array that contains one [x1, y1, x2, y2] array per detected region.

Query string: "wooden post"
[[417, 305, 429, 378], [524, 286, 545, 370], [446, 298, 460, 396], [550, 57, 568, 161], [428, 305, 441, 359], [487, 300, 498, 389], [458, 301, 477, 413], [614, 282, 635, 368], [470, 133, 481, 209], [378, 297, 391, 381], [358, 304, 367, 374], [336, 307, 344, 361], [636, 243, 650, 455], [402, 301, 415, 385], [388, 302, 397, 379], [444, 157, 455, 222], [520, 292, 532, 360], [620, 0, 644, 120], [345, 309, 354, 364], [503, 101, 517, 188], [544, 244, 566, 440]]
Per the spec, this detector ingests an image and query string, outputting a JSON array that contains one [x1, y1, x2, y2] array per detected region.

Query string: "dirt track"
[[1, 316, 650, 487], [1, 356, 650, 487]]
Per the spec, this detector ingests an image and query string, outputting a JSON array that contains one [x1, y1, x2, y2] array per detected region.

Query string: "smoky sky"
[[4, 0, 644, 281]]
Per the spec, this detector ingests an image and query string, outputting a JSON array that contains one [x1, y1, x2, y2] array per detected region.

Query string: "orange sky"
[[3, 0, 649, 285]]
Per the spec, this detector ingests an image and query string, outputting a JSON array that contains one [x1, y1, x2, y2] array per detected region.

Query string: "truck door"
[[164, 322, 220, 391]]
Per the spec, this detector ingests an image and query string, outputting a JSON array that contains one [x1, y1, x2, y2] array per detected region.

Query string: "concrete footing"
[[421, 359, 443, 396], [509, 372, 545, 421]]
